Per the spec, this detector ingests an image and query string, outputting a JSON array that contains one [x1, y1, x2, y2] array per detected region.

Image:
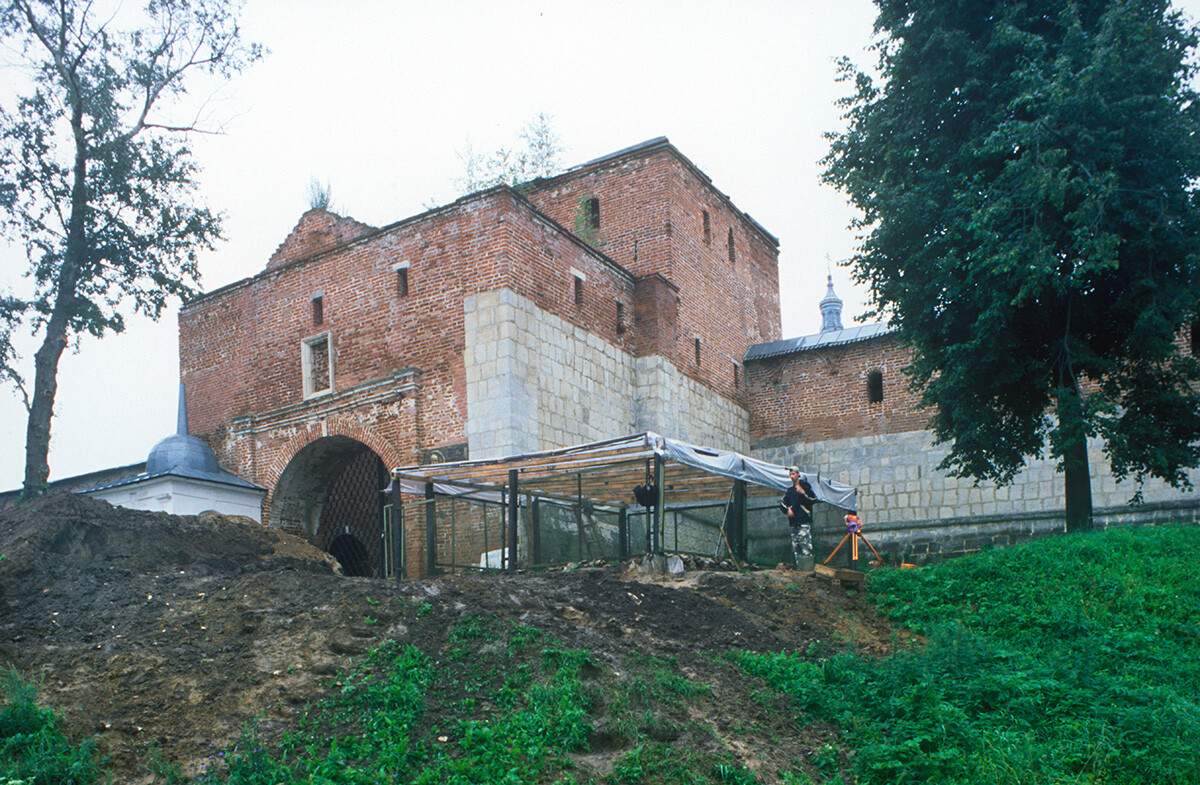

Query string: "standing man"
[[781, 466, 817, 571]]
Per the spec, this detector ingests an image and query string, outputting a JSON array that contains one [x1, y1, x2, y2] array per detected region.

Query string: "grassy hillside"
[[737, 525, 1200, 784], [3, 506, 1198, 784]]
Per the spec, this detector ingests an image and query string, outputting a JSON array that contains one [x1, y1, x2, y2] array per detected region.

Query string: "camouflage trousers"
[[789, 523, 812, 569]]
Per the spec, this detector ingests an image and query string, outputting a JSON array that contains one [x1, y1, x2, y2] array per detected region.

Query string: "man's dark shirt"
[[782, 484, 815, 525]]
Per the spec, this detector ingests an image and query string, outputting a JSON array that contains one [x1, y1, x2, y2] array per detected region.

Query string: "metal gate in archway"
[[315, 448, 391, 577]]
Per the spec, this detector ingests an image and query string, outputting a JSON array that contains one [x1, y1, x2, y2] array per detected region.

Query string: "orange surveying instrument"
[[814, 514, 882, 588]]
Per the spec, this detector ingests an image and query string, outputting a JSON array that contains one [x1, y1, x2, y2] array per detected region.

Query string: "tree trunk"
[[21, 100, 88, 498], [1056, 373, 1094, 533], [1063, 427, 1093, 533], [22, 327, 68, 496]]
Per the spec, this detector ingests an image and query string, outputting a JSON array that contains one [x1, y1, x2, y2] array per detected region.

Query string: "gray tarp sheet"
[[395, 432, 858, 511], [648, 433, 857, 511]]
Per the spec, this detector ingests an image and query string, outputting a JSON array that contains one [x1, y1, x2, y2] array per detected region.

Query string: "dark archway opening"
[[326, 533, 374, 577], [271, 436, 390, 577]]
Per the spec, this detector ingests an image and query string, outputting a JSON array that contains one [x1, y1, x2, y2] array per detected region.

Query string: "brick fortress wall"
[[747, 331, 1200, 563], [524, 140, 781, 406]]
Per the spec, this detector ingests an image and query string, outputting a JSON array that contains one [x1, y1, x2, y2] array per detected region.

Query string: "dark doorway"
[[271, 437, 390, 577], [326, 533, 373, 577]]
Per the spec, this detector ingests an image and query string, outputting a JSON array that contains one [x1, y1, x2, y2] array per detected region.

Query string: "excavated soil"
[[0, 494, 904, 783]]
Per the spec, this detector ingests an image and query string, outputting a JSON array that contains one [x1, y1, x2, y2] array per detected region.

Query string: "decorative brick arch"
[[261, 416, 404, 536], [262, 416, 403, 496]]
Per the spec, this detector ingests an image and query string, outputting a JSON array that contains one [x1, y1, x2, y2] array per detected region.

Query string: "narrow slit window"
[[733, 363, 740, 388], [311, 295, 323, 325], [867, 369, 884, 403], [574, 274, 584, 306], [587, 197, 600, 229], [393, 261, 410, 297], [727, 228, 736, 264], [616, 301, 626, 334], [702, 210, 711, 245], [694, 337, 702, 366], [1192, 321, 1200, 356]]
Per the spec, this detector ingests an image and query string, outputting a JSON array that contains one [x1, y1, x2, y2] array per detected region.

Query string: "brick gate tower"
[[178, 138, 782, 575]]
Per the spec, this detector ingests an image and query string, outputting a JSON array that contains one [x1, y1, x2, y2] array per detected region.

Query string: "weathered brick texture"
[[524, 140, 780, 403], [179, 139, 779, 552], [746, 334, 928, 446]]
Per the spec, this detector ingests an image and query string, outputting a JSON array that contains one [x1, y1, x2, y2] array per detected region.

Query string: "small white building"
[[82, 385, 265, 520]]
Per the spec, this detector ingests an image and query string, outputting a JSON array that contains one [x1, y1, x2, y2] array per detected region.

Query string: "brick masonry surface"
[[177, 136, 1200, 575], [524, 141, 781, 404], [745, 333, 928, 445], [178, 140, 771, 562]]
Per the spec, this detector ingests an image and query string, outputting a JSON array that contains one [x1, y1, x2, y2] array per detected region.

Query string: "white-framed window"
[[302, 332, 333, 398]]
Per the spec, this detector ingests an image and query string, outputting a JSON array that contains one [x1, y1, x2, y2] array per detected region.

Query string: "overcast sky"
[[2, 0, 1198, 490]]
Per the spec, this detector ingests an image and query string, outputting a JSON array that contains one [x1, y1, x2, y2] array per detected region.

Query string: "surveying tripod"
[[821, 514, 883, 568]]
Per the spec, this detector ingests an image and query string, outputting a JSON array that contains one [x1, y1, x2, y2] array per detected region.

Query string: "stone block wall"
[[465, 287, 751, 459], [755, 429, 1200, 564], [465, 288, 637, 458], [634, 355, 749, 451]]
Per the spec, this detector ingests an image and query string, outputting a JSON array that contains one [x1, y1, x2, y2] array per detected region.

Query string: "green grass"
[[204, 618, 741, 785], [733, 524, 1200, 784], [0, 668, 102, 785], [203, 618, 599, 785], [11, 525, 1200, 784]]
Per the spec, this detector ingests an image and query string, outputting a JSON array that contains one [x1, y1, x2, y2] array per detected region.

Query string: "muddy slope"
[[0, 494, 898, 782]]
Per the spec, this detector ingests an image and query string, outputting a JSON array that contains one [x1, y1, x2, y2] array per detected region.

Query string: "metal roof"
[[743, 322, 894, 362], [79, 464, 265, 494]]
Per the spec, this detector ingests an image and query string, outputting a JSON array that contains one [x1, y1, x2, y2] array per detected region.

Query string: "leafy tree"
[[454, 113, 564, 193], [0, 0, 261, 497], [824, 0, 1200, 531]]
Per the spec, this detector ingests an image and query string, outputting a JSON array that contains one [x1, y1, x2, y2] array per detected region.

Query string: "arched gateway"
[[270, 436, 391, 577]]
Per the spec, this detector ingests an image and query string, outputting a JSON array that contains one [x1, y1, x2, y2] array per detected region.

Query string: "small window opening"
[[867, 369, 884, 403], [1192, 321, 1200, 356], [586, 197, 600, 229], [694, 337, 702, 366], [616, 301, 626, 334], [311, 295, 323, 325], [733, 363, 740, 388], [702, 211, 711, 245], [393, 261, 410, 297], [303, 334, 333, 398], [727, 228, 736, 264], [574, 275, 584, 306]]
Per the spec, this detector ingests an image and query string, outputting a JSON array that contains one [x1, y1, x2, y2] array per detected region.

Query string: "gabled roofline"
[[525, 136, 780, 250], [184, 184, 636, 309], [743, 322, 894, 362]]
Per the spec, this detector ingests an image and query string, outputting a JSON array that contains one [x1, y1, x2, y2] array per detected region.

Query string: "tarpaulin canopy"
[[392, 432, 857, 511]]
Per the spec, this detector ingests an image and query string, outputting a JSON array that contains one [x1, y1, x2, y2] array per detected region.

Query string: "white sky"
[[2, 0, 1197, 490]]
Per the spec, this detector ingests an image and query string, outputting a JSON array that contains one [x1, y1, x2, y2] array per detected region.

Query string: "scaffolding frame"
[[388, 432, 857, 574]]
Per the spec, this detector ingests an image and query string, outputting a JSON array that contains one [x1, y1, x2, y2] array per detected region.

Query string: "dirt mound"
[[0, 494, 337, 594], [0, 494, 899, 783]]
